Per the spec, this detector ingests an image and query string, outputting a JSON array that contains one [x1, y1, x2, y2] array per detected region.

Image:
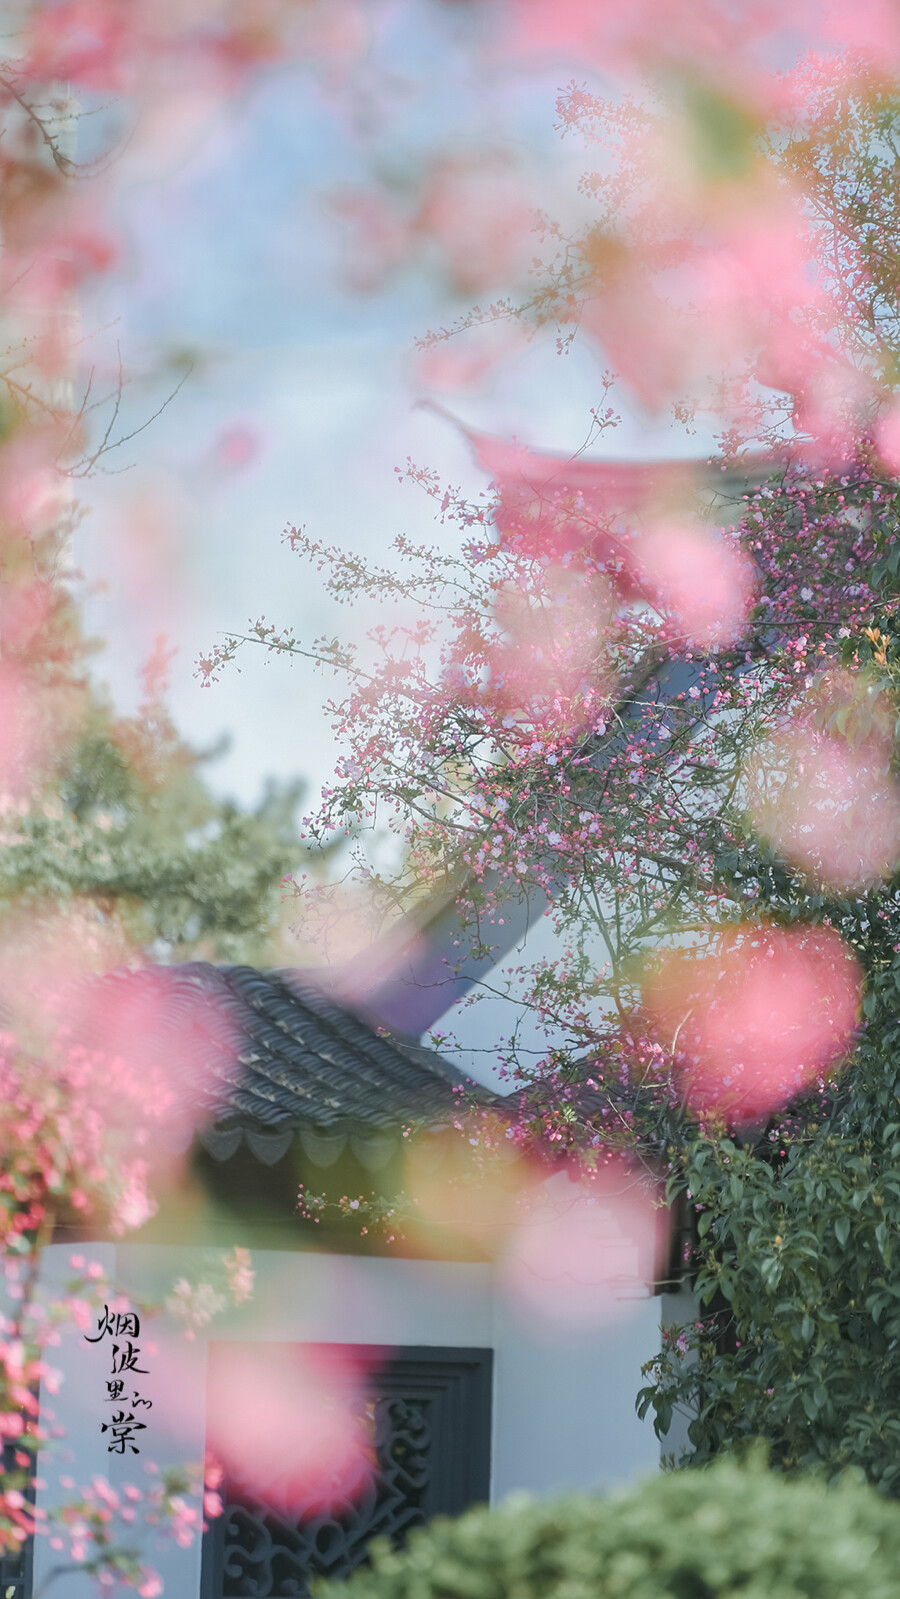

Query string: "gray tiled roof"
[[102, 962, 487, 1165]]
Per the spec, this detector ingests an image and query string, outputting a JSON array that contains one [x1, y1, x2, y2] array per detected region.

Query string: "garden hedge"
[[319, 1456, 900, 1599]]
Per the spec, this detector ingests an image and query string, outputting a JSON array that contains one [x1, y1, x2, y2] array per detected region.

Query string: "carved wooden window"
[[200, 1345, 492, 1599]]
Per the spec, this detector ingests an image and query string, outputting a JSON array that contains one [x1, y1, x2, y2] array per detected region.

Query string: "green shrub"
[[320, 1456, 900, 1599]]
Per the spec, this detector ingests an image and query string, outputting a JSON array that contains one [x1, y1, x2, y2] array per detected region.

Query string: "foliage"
[[637, 731, 900, 1489], [2, 647, 309, 966], [315, 1454, 900, 1599]]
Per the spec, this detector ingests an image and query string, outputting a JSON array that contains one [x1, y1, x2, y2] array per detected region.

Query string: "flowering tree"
[[206, 7, 900, 1488], [6, 1, 900, 1590]]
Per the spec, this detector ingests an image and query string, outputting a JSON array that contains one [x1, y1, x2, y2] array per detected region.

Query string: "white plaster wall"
[[31, 1243, 208, 1599], [31, 1244, 118, 1599], [491, 1291, 661, 1497], [33, 1242, 662, 1596]]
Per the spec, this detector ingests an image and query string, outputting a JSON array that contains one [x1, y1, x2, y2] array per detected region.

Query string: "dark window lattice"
[[200, 1346, 492, 1599]]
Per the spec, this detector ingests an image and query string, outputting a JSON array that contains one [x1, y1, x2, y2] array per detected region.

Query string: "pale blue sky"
[[73, 1, 719, 1085]]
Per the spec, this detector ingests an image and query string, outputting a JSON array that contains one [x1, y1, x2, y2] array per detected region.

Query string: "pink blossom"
[[413, 157, 536, 296], [500, 0, 900, 80], [500, 1164, 663, 1326], [204, 1345, 372, 1520], [645, 924, 861, 1122], [212, 424, 261, 473], [327, 189, 414, 294], [69, 965, 240, 1154], [294, 0, 371, 80], [223, 1247, 254, 1305], [745, 719, 900, 891], [414, 323, 529, 395], [331, 153, 535, 297], [23, 0, 138, 91], [498, 0, 743, 73], [634, 522, 752, 647], [0, 666, 48, 799], [578, 196, 851, 434], [477, 565, 615, 740], [877, 403, 900, 473], [0, 428, 69, 536]]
